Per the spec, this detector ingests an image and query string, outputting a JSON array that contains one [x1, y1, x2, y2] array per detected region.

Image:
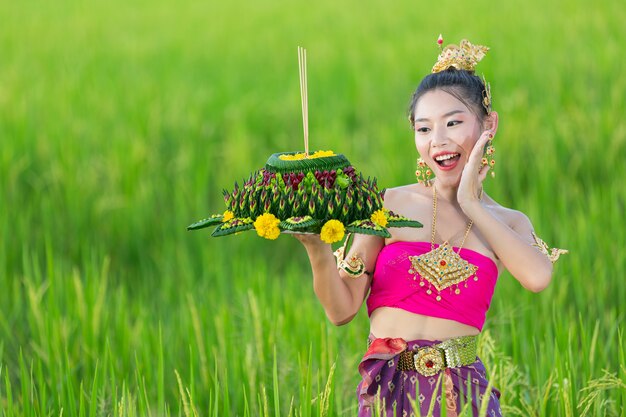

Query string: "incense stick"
[[298, 46, 309, 157]]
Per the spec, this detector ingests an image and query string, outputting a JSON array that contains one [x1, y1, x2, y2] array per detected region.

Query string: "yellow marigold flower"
[[278, 150, 336, 161], [311, 150, 335, 158], [222, 210, 234, 222], [254, 213, 281, 240], [370, 209, 388, 227], [320, 219, 345, 244]]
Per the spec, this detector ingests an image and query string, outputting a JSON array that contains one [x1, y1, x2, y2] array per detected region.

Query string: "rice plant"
[[1, 0, 624, 415]]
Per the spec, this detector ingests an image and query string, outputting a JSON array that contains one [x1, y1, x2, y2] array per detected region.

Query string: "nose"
[[430, 126, 449, 147]]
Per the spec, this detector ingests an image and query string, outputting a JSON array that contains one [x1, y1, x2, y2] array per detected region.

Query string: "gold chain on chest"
[[408, 187, 481, 301], [430, 186, 474, 251]]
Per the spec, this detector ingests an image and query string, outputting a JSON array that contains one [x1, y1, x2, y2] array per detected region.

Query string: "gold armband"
[[333, 233, 371, 278], [531, 232, 568, 264], [338, 254, 369, 278]]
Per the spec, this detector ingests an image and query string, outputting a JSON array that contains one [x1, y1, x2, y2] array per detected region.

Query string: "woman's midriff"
[[369, 307, 480, 341]]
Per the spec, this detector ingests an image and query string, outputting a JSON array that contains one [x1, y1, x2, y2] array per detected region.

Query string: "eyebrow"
[[414, 109, 466, 123]]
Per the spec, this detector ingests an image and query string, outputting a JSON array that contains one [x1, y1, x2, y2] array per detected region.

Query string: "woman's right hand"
[[292, 232, 381, 326], [292, 232, 323, 244], [291, 233, 331, 253]]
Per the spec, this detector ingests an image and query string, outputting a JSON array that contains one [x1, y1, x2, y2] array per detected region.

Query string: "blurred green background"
[[1, 0, 625, 415]]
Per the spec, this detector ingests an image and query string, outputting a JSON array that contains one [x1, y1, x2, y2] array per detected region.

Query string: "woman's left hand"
[[457, 130, 493, 210]]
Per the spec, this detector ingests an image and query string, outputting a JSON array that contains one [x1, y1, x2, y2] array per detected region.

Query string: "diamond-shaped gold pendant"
[[408, 242, 478, 292]]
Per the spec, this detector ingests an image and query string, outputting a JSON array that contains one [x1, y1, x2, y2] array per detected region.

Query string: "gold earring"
[[415, 158, 434, 186], [480, 141, 496, 178]]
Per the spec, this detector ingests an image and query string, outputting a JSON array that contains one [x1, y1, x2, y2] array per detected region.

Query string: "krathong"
[[187, 151, 421, 243], [187, 48, 422, 243]]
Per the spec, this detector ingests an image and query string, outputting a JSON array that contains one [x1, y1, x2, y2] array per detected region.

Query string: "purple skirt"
[[357, 337, 502, 417]]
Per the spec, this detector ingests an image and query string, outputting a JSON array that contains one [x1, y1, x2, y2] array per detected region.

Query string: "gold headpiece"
[[432, 37, 489, 74], [432, 35, 492, 114], [482, 74, 492, 114]]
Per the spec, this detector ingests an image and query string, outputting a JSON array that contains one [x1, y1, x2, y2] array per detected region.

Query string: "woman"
[[296, 38, 565, 417]]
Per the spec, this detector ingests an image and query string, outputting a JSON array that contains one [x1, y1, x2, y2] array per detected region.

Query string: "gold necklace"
[[408, 186, 480, 301]]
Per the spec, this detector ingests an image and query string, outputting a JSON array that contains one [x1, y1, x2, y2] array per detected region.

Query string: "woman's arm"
[[295, 233, 384, 325], [460, 203, 554, 292]]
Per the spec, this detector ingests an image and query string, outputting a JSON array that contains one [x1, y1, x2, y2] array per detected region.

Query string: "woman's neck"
[[433, 181, 459, 204]]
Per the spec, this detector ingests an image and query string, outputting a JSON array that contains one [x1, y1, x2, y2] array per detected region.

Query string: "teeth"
[[435, 153, 459, 162]]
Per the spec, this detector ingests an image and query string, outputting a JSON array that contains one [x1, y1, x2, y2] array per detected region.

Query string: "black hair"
[[408, 68, 489, 125]]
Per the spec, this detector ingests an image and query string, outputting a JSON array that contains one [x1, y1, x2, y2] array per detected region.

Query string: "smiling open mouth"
[[434, 153, 461, 167]]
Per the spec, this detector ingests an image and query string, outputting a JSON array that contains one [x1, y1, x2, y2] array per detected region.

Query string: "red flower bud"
[[342, 203, 350, 218]]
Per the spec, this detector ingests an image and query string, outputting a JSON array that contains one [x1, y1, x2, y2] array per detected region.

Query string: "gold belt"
[[395, 335, 478, 376]]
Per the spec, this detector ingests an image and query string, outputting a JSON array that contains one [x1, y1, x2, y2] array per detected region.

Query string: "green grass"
[[1, 0, 625, 415]]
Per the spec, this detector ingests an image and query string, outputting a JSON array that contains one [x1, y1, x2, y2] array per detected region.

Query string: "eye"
[[447, 120, 462, 127], [415, 126, 430, 133]]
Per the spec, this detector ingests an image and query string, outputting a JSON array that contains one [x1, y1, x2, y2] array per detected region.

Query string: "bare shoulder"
[[382, 183, 429, 209], [383, 183, 422, 198], [483, 197, 534, 234]]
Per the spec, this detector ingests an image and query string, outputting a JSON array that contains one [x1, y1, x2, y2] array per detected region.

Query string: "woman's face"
[[412, 89, 484, 187]]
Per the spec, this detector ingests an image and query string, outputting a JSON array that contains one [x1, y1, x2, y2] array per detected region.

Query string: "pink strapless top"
[[367, 241, 499, 331]]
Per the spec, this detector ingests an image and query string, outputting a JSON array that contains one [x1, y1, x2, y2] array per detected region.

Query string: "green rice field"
[[1, 0, 625, 415]]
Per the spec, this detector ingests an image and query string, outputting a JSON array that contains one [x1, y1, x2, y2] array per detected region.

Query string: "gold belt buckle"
[[413, 346, 445, 376]]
